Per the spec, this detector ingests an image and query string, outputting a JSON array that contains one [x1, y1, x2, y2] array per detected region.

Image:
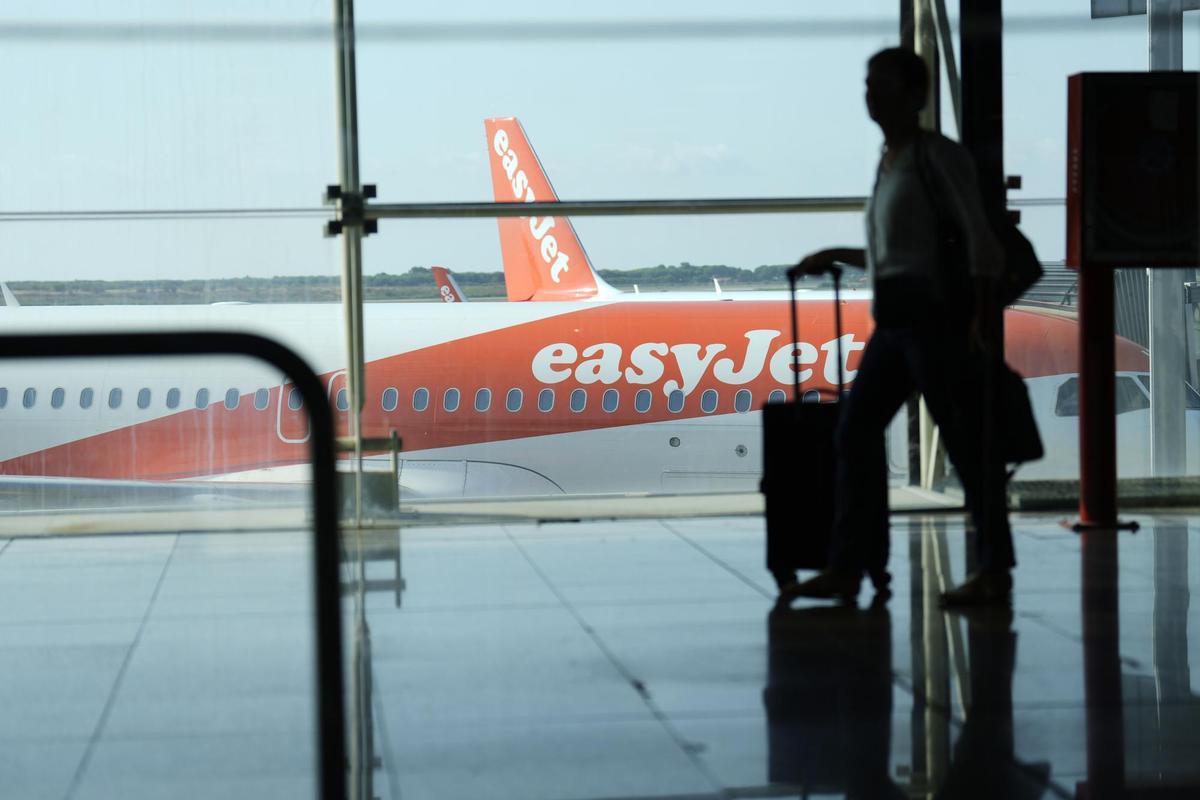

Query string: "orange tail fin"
[[485, 117, 616, 301], [431, 266, 467, 302]]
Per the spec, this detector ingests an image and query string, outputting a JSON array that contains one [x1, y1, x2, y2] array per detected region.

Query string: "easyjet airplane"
[[432, 266, 468, 303], [1, 122, 1196, 499]]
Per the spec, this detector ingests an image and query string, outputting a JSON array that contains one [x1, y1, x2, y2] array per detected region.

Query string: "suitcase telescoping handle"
[[785, 265, 844, 402]]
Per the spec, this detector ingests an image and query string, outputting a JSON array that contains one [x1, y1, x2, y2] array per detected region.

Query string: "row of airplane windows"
[[0, 385, 819, 414], [392, 386, 809, 415]]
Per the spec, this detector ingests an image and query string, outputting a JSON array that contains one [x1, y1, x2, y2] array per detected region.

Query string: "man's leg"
[[827, 329, 913, 580], [907, 328, 1015, 600]]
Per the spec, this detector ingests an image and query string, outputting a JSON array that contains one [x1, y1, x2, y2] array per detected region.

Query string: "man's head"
[[865, 48, 929, 127]]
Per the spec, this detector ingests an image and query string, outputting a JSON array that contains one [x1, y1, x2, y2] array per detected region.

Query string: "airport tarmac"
[[2, 509, 1199, 799]]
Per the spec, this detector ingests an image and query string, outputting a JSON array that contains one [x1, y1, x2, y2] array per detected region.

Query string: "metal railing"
[[0, 331, 345, 800]]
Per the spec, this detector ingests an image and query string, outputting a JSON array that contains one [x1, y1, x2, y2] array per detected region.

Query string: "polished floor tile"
[[3, 509, 1200, 798]]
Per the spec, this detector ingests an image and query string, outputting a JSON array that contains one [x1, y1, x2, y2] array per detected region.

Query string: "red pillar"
[[1077, 265, 1117, 526]]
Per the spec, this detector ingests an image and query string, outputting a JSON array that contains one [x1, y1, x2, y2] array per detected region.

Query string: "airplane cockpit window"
[[225, 389, 240, 411], [381, 387, 398, 412], [253, 388, 270, 410], [700, 389, 718, 413], [166, 388, 181, 409], [23, 388, 36, 409], [570, 389, 587, 413], [0, 388, 6, 408], [538, 388, 554, 412], [734, 389, 752, 413], [602, 389, 619, 413], [474, 388, 491, 412], [1115, 376, 1149, 414], [137, 389, 152, 410], [196, 388, 210, 409], [634, 388, 652, 413], [51, 388, 65, 409], [288, 387, 303, 411], [412, 388, 429, 412], [79, 388, 93, 409], [505, 388, 522, 412], [108, 388, 122, 409], [1055, 378, 1079, 417], [767, 389, 786, 404], [443, 388, 461, 412], [667, 390, 685, 413], [1135, 374, 1200, 409], [334, 388, 348, 412]]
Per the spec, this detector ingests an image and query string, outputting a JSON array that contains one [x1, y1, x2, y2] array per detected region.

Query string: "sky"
[[0, 1, 1197, 282]]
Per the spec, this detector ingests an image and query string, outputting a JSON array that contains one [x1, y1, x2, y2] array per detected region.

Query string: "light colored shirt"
[[864, 131, 1002, 301]]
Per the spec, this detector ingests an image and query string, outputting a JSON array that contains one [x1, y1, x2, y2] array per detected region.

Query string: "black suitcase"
[[761, 268, 845, 592]]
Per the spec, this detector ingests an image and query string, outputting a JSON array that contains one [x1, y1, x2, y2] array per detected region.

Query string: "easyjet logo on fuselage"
[[531, 329, 865, 396], [492, 128, 572, 284]]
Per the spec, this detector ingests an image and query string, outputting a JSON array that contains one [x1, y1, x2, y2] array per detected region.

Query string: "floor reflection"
[[765, 600, 903, 798], [336, 513, 1200, 800]]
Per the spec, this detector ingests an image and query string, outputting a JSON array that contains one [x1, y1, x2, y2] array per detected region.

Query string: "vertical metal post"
[[333, 0, 366, 524], [921, 521, 950, 788], [960, 0, 1006, 550], [1079, 266, 1120, 526], [1148, 0, 1189, 477]]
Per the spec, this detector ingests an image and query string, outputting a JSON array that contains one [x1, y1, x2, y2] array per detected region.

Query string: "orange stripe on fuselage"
[[0, 302, 1146, 481]]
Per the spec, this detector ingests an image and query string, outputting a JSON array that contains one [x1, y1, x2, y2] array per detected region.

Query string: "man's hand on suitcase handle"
[[788, 247, 866, 280]]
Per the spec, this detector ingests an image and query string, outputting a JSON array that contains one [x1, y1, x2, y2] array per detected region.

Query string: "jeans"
[[828, 320, 1015, 578]]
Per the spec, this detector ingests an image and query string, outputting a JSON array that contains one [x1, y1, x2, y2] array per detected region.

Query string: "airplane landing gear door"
[[276, 381, 311, 444]]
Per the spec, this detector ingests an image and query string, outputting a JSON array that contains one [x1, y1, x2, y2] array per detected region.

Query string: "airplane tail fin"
[[1, 282, 19, 308], [484, 117, 618, 301], [431, 266, 468, 303]]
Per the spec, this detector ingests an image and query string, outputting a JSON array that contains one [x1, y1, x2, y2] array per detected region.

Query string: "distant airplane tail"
[[431, 266, 467, 303], [1, 282, 19, 308], [484, 117, 618, 301]]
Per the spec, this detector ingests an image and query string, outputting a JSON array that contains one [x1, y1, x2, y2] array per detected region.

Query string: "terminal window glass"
[[443, 388, 460, 412], [700, 389, 718, 413], [768, 389, 787, 404], [0, 387, 6, 408], [382, 387, 398, 412], [335, 388, 348, 412], [634, 389, 652, 413], [196, 388, 209, 409], [475, 388, 491, 412], [506, 388, 522, 412], [570, 389, 587, 413], [23, 388, 36, 409], [108, 388, 122, 409], [602, 389, 619, 413], [734, 389, 753, 413], [254, 388, 270, 410], [137, 388, 151, 410], [79, 388, 93, 409], [538, 388, 554, 412], [166, 388, 180, 409], [413, 388, 429, 412], [667, 390, 685, 413], [288, 387, 303, 411], [225, 389, 240, 410], [51, 388, 65, 409]]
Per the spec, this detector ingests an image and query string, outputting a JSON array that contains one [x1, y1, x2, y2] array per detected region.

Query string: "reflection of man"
[[763, 603, 904, 798], [938, 607, 1050, 800], [788, 47, 1014, 605]]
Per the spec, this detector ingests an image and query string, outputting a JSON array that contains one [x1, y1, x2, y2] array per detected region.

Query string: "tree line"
[[7, 263, 860, 305]]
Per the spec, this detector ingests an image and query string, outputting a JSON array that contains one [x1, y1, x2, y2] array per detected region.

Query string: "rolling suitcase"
[[761, 268, 846, 592]]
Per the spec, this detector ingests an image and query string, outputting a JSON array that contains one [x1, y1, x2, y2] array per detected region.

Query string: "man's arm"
[[790, 247, 866, 277]]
